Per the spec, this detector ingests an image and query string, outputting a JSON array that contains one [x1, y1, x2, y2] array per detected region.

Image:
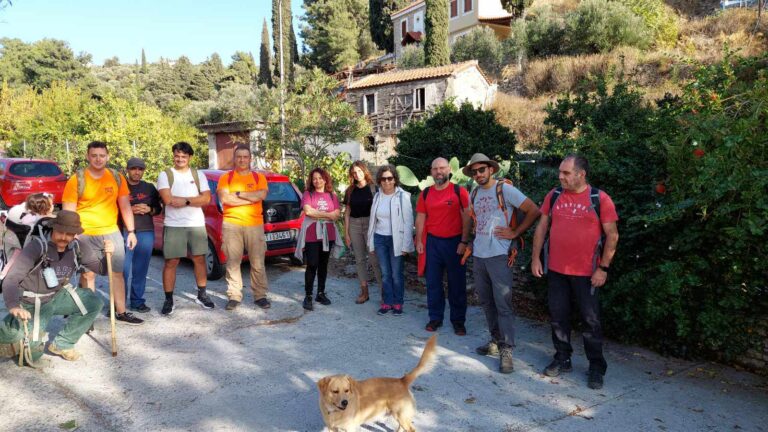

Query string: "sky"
[[0, 0, 303, 66]]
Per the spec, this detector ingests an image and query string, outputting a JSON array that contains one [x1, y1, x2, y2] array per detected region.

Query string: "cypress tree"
[[259, 19, 273, 87], [424, 0, 450, 66], [140, 48, 148, 73], [369, 0, 410, 52], [272, 0, 295, 83]]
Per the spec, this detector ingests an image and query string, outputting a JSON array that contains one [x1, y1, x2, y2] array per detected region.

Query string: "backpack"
[[421, 183, 465, 211], [540, 186, 603, 275], [468, 179, 526, 267], [165, 167, 201, 194], [76, 168, 122, 199]]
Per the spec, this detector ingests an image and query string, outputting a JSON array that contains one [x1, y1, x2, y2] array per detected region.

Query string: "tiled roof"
[[347, 60, 488, 90], [391, 0, 425, 17]]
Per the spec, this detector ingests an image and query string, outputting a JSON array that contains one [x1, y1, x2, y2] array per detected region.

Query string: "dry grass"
[[530, 0, 580, 14], [664, 0, 721, 17], [492, 93, 553, 149]]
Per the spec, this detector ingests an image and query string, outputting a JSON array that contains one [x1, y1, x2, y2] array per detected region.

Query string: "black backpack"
[[421, 183, 465, 210]]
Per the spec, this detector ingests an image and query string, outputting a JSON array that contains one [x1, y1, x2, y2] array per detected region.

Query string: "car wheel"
[[206, 238, 225, 280]]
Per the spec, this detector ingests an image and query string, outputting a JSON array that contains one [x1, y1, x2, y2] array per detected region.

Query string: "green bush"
[[398, 45, 425, 70], [450, 27, 504, 75], [390, 101, 517, 180], [615, 0, 679, 48], [518, 8, 567, 57], [565, 0, 652, 54]]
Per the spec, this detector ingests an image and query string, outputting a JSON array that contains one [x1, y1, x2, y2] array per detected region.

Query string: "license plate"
[[265, 231, 291, 242]]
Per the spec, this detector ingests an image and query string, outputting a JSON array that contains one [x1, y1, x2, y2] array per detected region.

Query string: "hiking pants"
[[304, 241, 332, 296], [547, 270, 607, 374], [474, 255, 515, 348], [123, 230, 154, 308], [222, 222, 269, 302], [0, 288, 103, 361], [374, 233, 405, 307], [425, 234, 467, 323], [348, 216, 382, 289]]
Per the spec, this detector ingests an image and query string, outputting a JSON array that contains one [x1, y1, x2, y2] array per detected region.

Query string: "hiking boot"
[[392, 304, 403, 316], [476, 340, 500, 357], [377, 304, 391, 315], [499, 345, 514, 374], [425, 320, 443, 332], [225, 300, 240, 311], [0, 342, 19, 358], [161, 298, 175, 316], [48, 344, 81, 361], [302, 295, 313, 311], [196, 292, 215, 309], [116, 312, 144, 326], [130, 304, 151, 313], [452, 321, 467, 336], [254, 298, 271, 309], [315, 292, 331, 306], [544, 358, 573, 377], [588, 369, 604, 390]]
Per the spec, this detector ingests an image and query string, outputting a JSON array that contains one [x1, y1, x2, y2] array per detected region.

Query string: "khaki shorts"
[[79, 231, 126, 273], [163, 226, 208, 259]]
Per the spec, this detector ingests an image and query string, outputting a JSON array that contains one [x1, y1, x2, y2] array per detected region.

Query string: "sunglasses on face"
[[470, 166, 488, 176], [380, 176, 395, 182]]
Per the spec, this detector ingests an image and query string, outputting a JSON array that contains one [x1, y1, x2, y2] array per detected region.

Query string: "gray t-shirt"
[[471, 182, 527, 259]]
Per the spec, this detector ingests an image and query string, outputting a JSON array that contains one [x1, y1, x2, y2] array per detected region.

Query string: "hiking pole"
[[19, 319, 35, 368], [106, 251, 117, 357]]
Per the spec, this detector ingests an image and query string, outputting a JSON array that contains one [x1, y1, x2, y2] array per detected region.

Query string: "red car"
[[153, 169, 304, 280], [0, 158, 68, 209]]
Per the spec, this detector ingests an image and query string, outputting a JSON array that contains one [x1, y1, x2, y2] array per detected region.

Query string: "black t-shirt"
[[125, 180, 162, 232], [348, 185, 375, 218]]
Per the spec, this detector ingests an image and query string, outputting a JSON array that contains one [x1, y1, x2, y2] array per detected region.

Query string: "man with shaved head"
[[415, 157, 472, 335]]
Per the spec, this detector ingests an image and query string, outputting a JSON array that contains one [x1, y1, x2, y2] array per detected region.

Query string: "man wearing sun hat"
[[0, 210, 111, 364]]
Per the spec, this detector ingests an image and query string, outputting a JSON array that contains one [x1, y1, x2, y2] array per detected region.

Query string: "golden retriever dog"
[[317, 335, 438, 432]]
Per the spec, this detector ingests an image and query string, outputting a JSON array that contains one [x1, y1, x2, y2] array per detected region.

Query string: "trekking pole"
[[106, 251, 117, 357], [19, 319, 35, 368], [18, 319, 25, 367]]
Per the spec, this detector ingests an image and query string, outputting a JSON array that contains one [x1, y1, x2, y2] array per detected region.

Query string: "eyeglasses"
[[380, 176, 395, 182], [470, 166, 488, 176]]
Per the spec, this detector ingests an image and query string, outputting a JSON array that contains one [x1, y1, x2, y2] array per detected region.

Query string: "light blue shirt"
[[471, 182, 527, 259]]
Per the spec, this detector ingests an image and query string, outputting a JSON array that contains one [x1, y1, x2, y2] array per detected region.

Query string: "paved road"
[[1, 255, 767, 431]]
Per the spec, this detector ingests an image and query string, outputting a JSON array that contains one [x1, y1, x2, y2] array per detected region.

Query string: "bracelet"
[[598, 265, 610, 273], [127, 230, 136, 234]]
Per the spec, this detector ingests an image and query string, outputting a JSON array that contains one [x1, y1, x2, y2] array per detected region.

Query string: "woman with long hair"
[[343, 161, 382, 304], [366, 165, 414, 316], [294, 168, 341, 311]]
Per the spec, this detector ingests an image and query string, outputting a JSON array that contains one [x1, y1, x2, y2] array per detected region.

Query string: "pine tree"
[[200, 52, 226, 90], [424, 0, 450, 66], [227, 51, 258, 85], [272, 0, 295, 84], [259, 19, 273, 87], [141, 48, 148, 73], [369, 0, 410, 52]]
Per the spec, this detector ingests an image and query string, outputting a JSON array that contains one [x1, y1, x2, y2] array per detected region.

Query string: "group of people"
[[0, 142, 620, 390]]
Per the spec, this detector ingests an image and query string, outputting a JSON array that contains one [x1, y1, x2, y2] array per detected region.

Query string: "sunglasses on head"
[[470, 165, 489, 176], [380, 176, 395, 182]]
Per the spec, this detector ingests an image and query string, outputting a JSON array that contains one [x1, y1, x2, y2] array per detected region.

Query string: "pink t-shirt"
[[302, 191, 339, 243], [540, 187, 619, 277]]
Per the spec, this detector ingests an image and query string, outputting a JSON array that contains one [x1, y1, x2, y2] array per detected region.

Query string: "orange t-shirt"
[[62, 169, 130, 235], [216, 170, 268, 226]]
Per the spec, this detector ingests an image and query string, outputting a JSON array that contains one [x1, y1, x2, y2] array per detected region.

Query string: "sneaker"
[[48, 343, 81, 361], [161, 298, 175, 316], [543, 358, 573, 377], [302, 295, 313, 311], [116, 312, 144, 326], [225, 300, 240, 311], [254, 298, 271, 309], [130, 304, 151, 313], [315, 292, 331, 306], [476, 340, 500, 357], [588, 369, 604, 390], [196, 293, 215, 309], [392, 304, 403, 316], [377, 304, 391, 315], [499, 345, 514, 374], [425, 320, 443, 332], [452, 321, 467, 336]]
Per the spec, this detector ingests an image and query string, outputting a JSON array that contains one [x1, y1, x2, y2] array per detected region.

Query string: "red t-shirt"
[[302, 191, 339, 243], [540, 187, 619, 277], [416, 185, 469, 238]]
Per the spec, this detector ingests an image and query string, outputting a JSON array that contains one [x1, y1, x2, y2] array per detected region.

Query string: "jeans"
[[123, 230, 154, 308], [547, 270, 607, 374], [474, 255, 516, 348], [425, 234, 467, 323], [374, 234, 404, 306]]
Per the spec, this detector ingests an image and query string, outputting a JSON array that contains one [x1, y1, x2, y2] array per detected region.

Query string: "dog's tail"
[[402, 335, 438, 387]]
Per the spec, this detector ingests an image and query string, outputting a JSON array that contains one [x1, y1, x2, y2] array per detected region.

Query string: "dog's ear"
[[317, 376, 330, 393], [345, 375, 357, 392]]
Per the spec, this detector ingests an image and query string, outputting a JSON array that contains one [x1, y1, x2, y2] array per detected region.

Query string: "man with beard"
[[415, 157, 472, 335], [463, 153, 540, 373]]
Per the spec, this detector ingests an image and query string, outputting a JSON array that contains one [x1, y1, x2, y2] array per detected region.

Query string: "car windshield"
[[266, 182, 299, 202], [9, 162, 62, 177]]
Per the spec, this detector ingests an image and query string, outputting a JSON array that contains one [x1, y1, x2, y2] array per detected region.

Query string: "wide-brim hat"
[[462, 153, 500, 176], [52, 210, 84, 235]]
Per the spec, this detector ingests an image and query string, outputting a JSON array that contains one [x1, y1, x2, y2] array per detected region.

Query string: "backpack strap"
[[547, 187, 563, 217], [108, 168, 122, 190], [453, 183, 464, 211], [77, 169, 122, 199], [590, 186, 601, 220], [166, 168, 201, 194], [164, 168, 175, 190], [191, 168, 201, 194]]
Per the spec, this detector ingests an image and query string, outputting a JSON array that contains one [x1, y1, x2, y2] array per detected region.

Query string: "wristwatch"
[[127, 230, 135, 234], [185, 199, 191, 206], [236, 191, 241, 197], [598, 265, 610, 273]]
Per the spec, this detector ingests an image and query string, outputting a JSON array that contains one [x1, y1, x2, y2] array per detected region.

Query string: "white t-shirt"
[[156, 168, 210, 227], [374, 193, 394, 236]]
